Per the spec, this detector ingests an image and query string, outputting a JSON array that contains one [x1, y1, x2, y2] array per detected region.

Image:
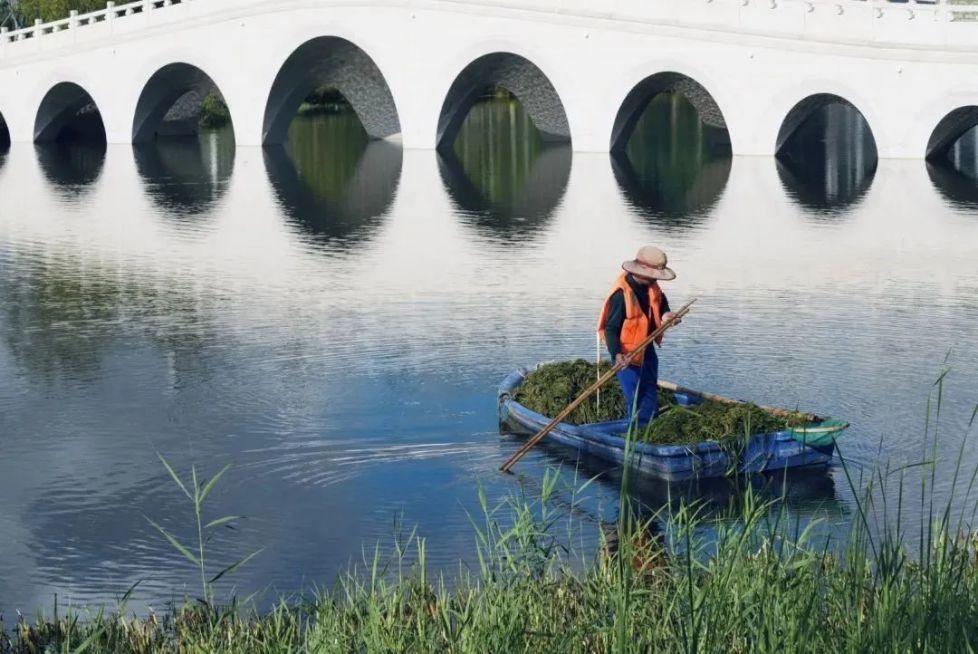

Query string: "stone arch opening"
[[926, 108, 978, 201], [925, 105, 978, 163], [133, 63, 233, 143], [775, 94, 877, 216], [0, 111, 9, 147], [262, 37, 400, 145], [436, 52, 570, 151], [610, 72, 728, 153], [775, 94, 877, 156], [34, 82, 106, 142]]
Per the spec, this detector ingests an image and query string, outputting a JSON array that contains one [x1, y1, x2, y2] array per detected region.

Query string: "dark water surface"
[[3, 97, 978, 613]]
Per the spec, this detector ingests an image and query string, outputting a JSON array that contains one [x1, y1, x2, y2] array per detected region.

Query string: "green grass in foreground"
[[4, 373, 978, 652]]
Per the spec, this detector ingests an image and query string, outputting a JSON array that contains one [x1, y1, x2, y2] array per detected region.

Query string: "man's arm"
[[661, 293, 681, 325], [604, 290, 625, 359]]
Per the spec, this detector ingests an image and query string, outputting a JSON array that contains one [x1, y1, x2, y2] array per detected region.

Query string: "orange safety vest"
[[597, 273, 664, 355]]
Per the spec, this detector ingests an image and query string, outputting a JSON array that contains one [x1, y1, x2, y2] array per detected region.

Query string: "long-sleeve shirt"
[[604, 274, 670, 362]]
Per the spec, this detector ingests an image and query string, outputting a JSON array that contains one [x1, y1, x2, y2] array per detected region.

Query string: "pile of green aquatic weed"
[[515, 360, 807, 443], [514, 359, 672, 425], [644, 400, 808, 445]]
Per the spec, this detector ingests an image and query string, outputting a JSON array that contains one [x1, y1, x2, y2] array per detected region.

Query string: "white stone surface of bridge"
[[2, 0, 978, 158]]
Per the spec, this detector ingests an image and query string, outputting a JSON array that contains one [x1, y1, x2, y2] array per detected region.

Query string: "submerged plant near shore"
[[514, 359, 807, 443]]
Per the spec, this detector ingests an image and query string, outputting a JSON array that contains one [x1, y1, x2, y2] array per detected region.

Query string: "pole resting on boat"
[[499, 298, 698, 474]]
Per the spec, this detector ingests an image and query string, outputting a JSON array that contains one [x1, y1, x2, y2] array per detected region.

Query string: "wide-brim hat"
[[622, 245, 676, 281]]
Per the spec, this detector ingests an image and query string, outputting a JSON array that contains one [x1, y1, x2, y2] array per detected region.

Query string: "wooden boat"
[[498, 366, 849, 481]]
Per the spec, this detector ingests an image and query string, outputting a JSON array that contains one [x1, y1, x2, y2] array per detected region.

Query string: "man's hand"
[[662, 311, 681, 325], [615, 353, 631, 368]]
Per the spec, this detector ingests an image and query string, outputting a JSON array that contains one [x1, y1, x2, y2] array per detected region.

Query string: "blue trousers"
[[616, 354, 659, 425]]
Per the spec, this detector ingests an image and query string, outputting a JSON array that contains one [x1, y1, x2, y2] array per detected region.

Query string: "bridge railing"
[[0, 0, 977, 49], [0, 0, 191, 45]]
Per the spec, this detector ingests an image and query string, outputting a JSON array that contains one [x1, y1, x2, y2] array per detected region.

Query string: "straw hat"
[[622, 246, 676, 281]]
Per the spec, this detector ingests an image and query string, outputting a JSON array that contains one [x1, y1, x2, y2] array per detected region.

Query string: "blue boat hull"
[[498, 368, 835, 481]]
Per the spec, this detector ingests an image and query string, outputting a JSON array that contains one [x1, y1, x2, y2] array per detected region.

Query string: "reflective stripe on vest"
[[596, 273, 664, 355]]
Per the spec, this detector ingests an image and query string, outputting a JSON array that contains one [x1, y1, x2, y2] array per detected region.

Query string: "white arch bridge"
[[1, 0, 978, 159]]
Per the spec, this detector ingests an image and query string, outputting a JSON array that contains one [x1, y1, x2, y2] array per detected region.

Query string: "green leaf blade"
[[205, 515, 242, 530], [157, 453, 192, 501], [209, 548, 264, 585], [146, 517, 200, 566], [199, 464, 232, 504]]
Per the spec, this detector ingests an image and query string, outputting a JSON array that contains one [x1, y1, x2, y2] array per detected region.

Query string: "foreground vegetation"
[[6, 465, 978, 650], [3, 373, 976, 652]]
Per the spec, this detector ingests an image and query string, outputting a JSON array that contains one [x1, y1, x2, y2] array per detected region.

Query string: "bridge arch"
[[436, 52, 570, 150], [926, 106, 978, 161], [0, 110, 9, 147], [133, 62, 232, 142], [775, 93, 878, 156], [34, 82, 106, 142], [610, 71, 728, 153], [775, 93, 878, 216], [262, 36, 400, 145]]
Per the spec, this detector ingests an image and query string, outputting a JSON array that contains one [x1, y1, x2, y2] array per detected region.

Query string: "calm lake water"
[[3, 95, 978, 613]]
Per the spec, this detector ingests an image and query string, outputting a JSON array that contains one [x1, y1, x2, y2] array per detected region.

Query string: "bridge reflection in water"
[[612, 91, 732, 233], [133, 128, 235, 221], [264, 110, 403, 249], [776, 101, 878, 218], [439, 96, 571, 245], [4, 94, 978, 614], [927, 126, 978, 212], [35, 141, 106, 197]]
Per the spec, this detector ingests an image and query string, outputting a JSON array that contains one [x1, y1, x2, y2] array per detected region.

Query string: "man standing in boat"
[[597, 246, 679, 426]]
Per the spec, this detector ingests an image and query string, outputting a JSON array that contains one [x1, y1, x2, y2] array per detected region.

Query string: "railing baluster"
[[0, 0, 974, 54]]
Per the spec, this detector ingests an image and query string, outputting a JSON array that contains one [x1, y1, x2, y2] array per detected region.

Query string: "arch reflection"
[[263, 112, 402, 247], [438, 96, 571, 243], [35, 141, 106, 197], [134, 128, 235, 220], [612, 91, 731, 231], [776, 99, 877, 218]]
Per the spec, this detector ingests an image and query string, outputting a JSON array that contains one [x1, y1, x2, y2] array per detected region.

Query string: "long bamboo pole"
[[500, 298, 697, 473]]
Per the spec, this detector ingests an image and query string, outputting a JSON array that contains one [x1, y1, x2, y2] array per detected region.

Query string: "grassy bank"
[[6, 473, 978, 651], [5, 379, 978, 652]]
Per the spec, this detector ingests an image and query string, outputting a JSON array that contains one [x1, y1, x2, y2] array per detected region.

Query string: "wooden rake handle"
[[499, 298, 697, 473]]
